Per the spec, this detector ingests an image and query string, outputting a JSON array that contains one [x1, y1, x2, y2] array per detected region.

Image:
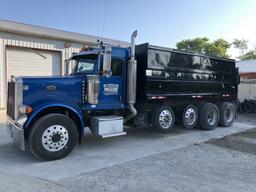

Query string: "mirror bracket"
[[64, 59, 70, 76], [102, 46, 112, 77]]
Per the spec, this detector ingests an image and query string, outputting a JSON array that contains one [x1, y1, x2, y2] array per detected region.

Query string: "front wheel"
[[152, 105, 175, 132], [28, 113, 78, 161]]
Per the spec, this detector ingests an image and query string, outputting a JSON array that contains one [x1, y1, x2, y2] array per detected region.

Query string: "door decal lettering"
[[103, 84, 119, 95]]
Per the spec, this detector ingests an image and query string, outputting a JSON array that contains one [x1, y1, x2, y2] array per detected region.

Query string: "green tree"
[[232, 39, 248, 56], [205, 38, 230, 57], [176, 37, 230, 58], [176, 37, 209, 53], [232, 39, 256, 60], [239, 49, 256, 60]]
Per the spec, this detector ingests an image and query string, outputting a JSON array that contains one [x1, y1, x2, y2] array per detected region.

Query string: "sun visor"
[[71, 48, 101, 59]]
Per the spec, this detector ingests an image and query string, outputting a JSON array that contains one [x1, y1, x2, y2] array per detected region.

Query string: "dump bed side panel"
[[135, 43, 238, 101]]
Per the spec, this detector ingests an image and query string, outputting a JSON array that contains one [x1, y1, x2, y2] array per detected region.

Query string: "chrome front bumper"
[[7, 119, 25, 151]]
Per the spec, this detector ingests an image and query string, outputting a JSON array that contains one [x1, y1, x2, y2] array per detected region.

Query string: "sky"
[[0, 0, 256, 58]]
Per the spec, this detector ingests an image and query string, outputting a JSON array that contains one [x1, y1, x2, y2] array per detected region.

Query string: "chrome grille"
[[7, 81, 15, 120]]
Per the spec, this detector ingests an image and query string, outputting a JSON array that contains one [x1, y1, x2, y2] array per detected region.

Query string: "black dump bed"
[[135, 43, 239, 101]]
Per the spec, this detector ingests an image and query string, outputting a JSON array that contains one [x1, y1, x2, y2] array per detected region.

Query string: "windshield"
[[74, 54, 98, 74]]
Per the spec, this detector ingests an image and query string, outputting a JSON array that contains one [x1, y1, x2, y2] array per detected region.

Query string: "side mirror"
[[102, 46, 112, 77], [64, 59, 70, 76]]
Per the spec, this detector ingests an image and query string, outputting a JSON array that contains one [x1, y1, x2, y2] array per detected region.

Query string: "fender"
[[24, 103, 85, 136]]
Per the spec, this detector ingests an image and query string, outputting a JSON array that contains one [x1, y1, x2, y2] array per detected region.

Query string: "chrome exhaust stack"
[[125, 30, 138, 123]]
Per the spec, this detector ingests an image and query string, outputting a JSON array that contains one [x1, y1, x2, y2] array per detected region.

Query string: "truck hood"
[[19, 75, 69, 79], [21, 76, 84, 109]]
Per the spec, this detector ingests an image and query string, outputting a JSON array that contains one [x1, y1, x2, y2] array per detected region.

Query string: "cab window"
[[111, 58, 124, 76], [74, 54, 97, 74]]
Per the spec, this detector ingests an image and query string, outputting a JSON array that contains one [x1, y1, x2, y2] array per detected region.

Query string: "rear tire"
[[219, 102, 236, 127], [152, 105, 175, 132], [182, 105, 198, 129], [28, 113, 78, 161], [199, 103, 220, 130]]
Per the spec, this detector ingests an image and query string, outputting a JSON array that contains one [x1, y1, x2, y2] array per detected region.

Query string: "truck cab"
[[70, 46, 129, 110], [7, 31, 138, 160]]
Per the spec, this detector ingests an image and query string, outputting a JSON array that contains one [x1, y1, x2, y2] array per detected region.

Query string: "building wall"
[[0, 32, 87, 108], [238, 80, 256, 102], [240, 72, 256, 80], [237, 61, 256, 103], [0, 32, 4, 108]]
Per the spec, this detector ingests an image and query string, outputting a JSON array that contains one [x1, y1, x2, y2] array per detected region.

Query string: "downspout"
[[124, 30, 138, 123]]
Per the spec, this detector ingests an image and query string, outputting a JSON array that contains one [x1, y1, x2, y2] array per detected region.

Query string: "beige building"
[[0, 20, 129, 109], [236, 59, 256, 102]]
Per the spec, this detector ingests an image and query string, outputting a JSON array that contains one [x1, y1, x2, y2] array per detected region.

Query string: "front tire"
[[28, 113, 78, 161], [152, 105, 175, 132]]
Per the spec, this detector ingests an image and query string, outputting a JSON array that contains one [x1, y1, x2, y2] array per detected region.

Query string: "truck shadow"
[[0, 122, 38, 163], [0, 142, 36, 161], [79, 125, 204, 150], [0, 123, 203, 163]]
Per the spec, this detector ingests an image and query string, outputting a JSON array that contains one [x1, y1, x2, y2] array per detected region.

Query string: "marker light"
[[18, 105, 33, 115], [80, 45, 90, 52]]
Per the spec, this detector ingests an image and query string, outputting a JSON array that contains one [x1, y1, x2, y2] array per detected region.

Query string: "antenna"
[[100, 0, 109, 43]]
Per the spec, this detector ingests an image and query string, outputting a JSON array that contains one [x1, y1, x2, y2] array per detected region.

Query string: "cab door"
[[98, 57, 125, 109]]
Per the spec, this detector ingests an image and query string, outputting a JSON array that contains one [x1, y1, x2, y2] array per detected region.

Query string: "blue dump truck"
[[6, 31, 240, 160]]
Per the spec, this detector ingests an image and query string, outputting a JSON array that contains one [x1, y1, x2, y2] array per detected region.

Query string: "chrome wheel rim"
[[159, 110, 173, 129], [42, 125, 69, 152], [185, 108, 197, 126], [207, 109, 217, 126], [225, 108, 234, 123]]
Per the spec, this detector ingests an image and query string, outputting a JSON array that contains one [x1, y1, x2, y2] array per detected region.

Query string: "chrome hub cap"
[[207, 109, 217, 126], [42, 125, 69, 152], [185, 108, 197, 126], [159, 110, 173, 129]]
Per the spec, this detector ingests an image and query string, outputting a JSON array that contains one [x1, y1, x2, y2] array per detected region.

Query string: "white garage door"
[[7, 47, 61, 80]]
